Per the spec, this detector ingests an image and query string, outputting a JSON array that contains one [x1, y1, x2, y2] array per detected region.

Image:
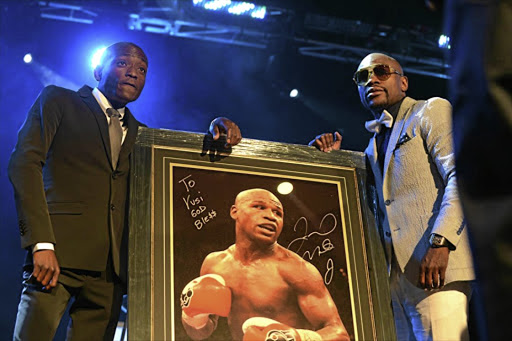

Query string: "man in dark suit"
[[8, 41, 241, 340]]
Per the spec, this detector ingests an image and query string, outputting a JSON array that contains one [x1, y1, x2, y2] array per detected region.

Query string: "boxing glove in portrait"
[[242, 316, 322, 341], [181, 274, 232, 329]]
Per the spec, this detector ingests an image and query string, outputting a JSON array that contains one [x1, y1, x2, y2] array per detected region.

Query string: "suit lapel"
[[382, 97, 415, 180], [119, 107, 139, 161], [365, 136, 382, 181], [78, 86, 114, 168]]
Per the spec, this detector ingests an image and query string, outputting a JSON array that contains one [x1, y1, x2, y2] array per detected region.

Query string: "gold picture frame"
[[128, 127, 395, 340]]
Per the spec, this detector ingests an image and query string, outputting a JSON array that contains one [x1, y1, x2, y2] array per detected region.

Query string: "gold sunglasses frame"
[[352, 63, 404, 85]]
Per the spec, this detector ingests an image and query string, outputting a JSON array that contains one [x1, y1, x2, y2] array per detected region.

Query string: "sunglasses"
[[353, 64, 404, 85]]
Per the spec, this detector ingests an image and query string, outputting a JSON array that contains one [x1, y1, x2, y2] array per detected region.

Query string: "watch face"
[[430, 234, 444, 246]]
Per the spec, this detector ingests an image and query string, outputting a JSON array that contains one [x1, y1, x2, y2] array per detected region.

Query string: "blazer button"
[[110, 204, 116, 211], [384, 199, 392, 206], [385, 231, 391, 237]]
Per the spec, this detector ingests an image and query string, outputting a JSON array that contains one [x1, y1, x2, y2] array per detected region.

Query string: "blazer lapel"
[[382, 97, 415, 180], [365, 136, 383, 181], [78, 86, 114, 168], [118, 107, 139, 161]]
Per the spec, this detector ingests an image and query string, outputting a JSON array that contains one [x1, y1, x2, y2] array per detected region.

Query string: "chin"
[[368, 100, 387, 110], [116, 95, 138, 105], [256, 234, 276, 244]]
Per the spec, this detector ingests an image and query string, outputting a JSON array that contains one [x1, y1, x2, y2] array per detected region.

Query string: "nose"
[[125, 65, 137, 78], [365, 70, 379, 86], [263, 209, 278, 222]]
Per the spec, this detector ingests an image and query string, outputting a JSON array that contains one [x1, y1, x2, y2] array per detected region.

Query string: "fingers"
[[209, 123, 220, 140], [334, 131, 342, 141], [34, 264, 59, 288], [49, 267, 61, 288], [419, 247, 450, 290], [209, 118, 242, 147], [320, 134, 334, 151], [32, 250, 60, 289], [309, 133, 343, 152], [420, 265, 441, 290], [425, 269, 434, 290], [311, 134, 332, 152], [419, 266, 444, 290], [419, 267, 426, 289], [225, 122, 241, 147]]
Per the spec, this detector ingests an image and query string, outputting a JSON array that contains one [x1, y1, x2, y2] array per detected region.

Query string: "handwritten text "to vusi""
[[178, 174, 217, 230]]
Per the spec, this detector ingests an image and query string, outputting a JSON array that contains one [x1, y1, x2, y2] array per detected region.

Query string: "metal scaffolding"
[[36, 0, 450, 79]]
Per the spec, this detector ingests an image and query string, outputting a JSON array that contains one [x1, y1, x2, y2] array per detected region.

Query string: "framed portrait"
[[128, 127, 395, 340]]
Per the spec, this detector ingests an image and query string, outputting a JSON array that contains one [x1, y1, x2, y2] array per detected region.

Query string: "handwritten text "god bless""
[[178, 174, 217, 230]]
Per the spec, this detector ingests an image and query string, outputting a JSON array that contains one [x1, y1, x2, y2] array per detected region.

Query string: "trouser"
[[390, 260, 473, 341], [13, 266, 124, 341]]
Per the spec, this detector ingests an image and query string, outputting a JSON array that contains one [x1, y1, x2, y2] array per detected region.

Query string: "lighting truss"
[[36, 1, 450, 79], [192, 0, 267, 20], [38, 1, 98, 24]]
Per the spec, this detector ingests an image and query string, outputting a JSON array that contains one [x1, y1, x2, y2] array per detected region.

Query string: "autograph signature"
[[286, 213, 338, 284]]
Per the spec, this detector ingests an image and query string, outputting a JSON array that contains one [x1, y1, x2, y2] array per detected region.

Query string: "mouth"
[[120, 82, 136, 89], [366, 87, 385, 99], [258, 224, 276, 234]]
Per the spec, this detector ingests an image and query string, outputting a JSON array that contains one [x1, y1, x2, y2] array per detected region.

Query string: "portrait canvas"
[[128, 128, 395, 341]]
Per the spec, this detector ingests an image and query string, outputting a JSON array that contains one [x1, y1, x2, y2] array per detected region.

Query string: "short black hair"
[[98, 42, 148, 68]]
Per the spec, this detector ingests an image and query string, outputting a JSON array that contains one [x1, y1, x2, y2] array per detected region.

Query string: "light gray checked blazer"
[[365, 96, 475, 284]]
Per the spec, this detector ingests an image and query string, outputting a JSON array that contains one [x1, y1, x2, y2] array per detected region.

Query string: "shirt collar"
[[384, 97, 405, 121], [92, 88, 126, 120]]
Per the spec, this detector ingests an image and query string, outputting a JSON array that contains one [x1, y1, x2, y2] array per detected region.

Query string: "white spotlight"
[[289, 89, 299, 98], [23, 53, 33, 64], [438, 35, 451, 49], [91, 46, 107, 69], [277, 182, 293, 195]]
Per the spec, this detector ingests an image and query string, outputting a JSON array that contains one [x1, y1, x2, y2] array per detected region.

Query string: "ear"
[[401, 75, 409, 93], [230, 205, 237, 220], [94, 66, 102, 82]]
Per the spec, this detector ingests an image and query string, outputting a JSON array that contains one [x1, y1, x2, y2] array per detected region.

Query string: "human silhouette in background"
[[443, 0, 512, 339]]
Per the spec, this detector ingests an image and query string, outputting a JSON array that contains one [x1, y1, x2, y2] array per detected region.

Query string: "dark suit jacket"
[[8, 85, 144, 283]]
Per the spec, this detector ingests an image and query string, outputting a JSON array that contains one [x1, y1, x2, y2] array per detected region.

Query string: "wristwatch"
[[429, 233, 453, 249]]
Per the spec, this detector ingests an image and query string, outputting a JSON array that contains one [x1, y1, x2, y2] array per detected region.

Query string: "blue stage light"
[[228, 2, 254, 15], [23, 53, 33, 64], [193, 0, 266, 20], [438, 35, 451, 49], [250, 7, 266, 19], [91, 46, 107, 69]]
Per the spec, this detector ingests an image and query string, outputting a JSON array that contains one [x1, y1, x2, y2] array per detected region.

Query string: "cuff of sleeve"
[[32, 242, 55, 253]]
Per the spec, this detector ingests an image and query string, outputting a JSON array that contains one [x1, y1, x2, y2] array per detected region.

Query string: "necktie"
[[365, 110, 394, 133], [106, 108, 123, 169]]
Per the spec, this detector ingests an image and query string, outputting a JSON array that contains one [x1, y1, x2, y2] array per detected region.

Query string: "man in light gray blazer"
[[311, 53, 475, 340]]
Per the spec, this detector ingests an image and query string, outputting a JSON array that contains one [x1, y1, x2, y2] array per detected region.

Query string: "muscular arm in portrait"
[[181, 251, 227, 340], [289, 257, 350, 341]]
